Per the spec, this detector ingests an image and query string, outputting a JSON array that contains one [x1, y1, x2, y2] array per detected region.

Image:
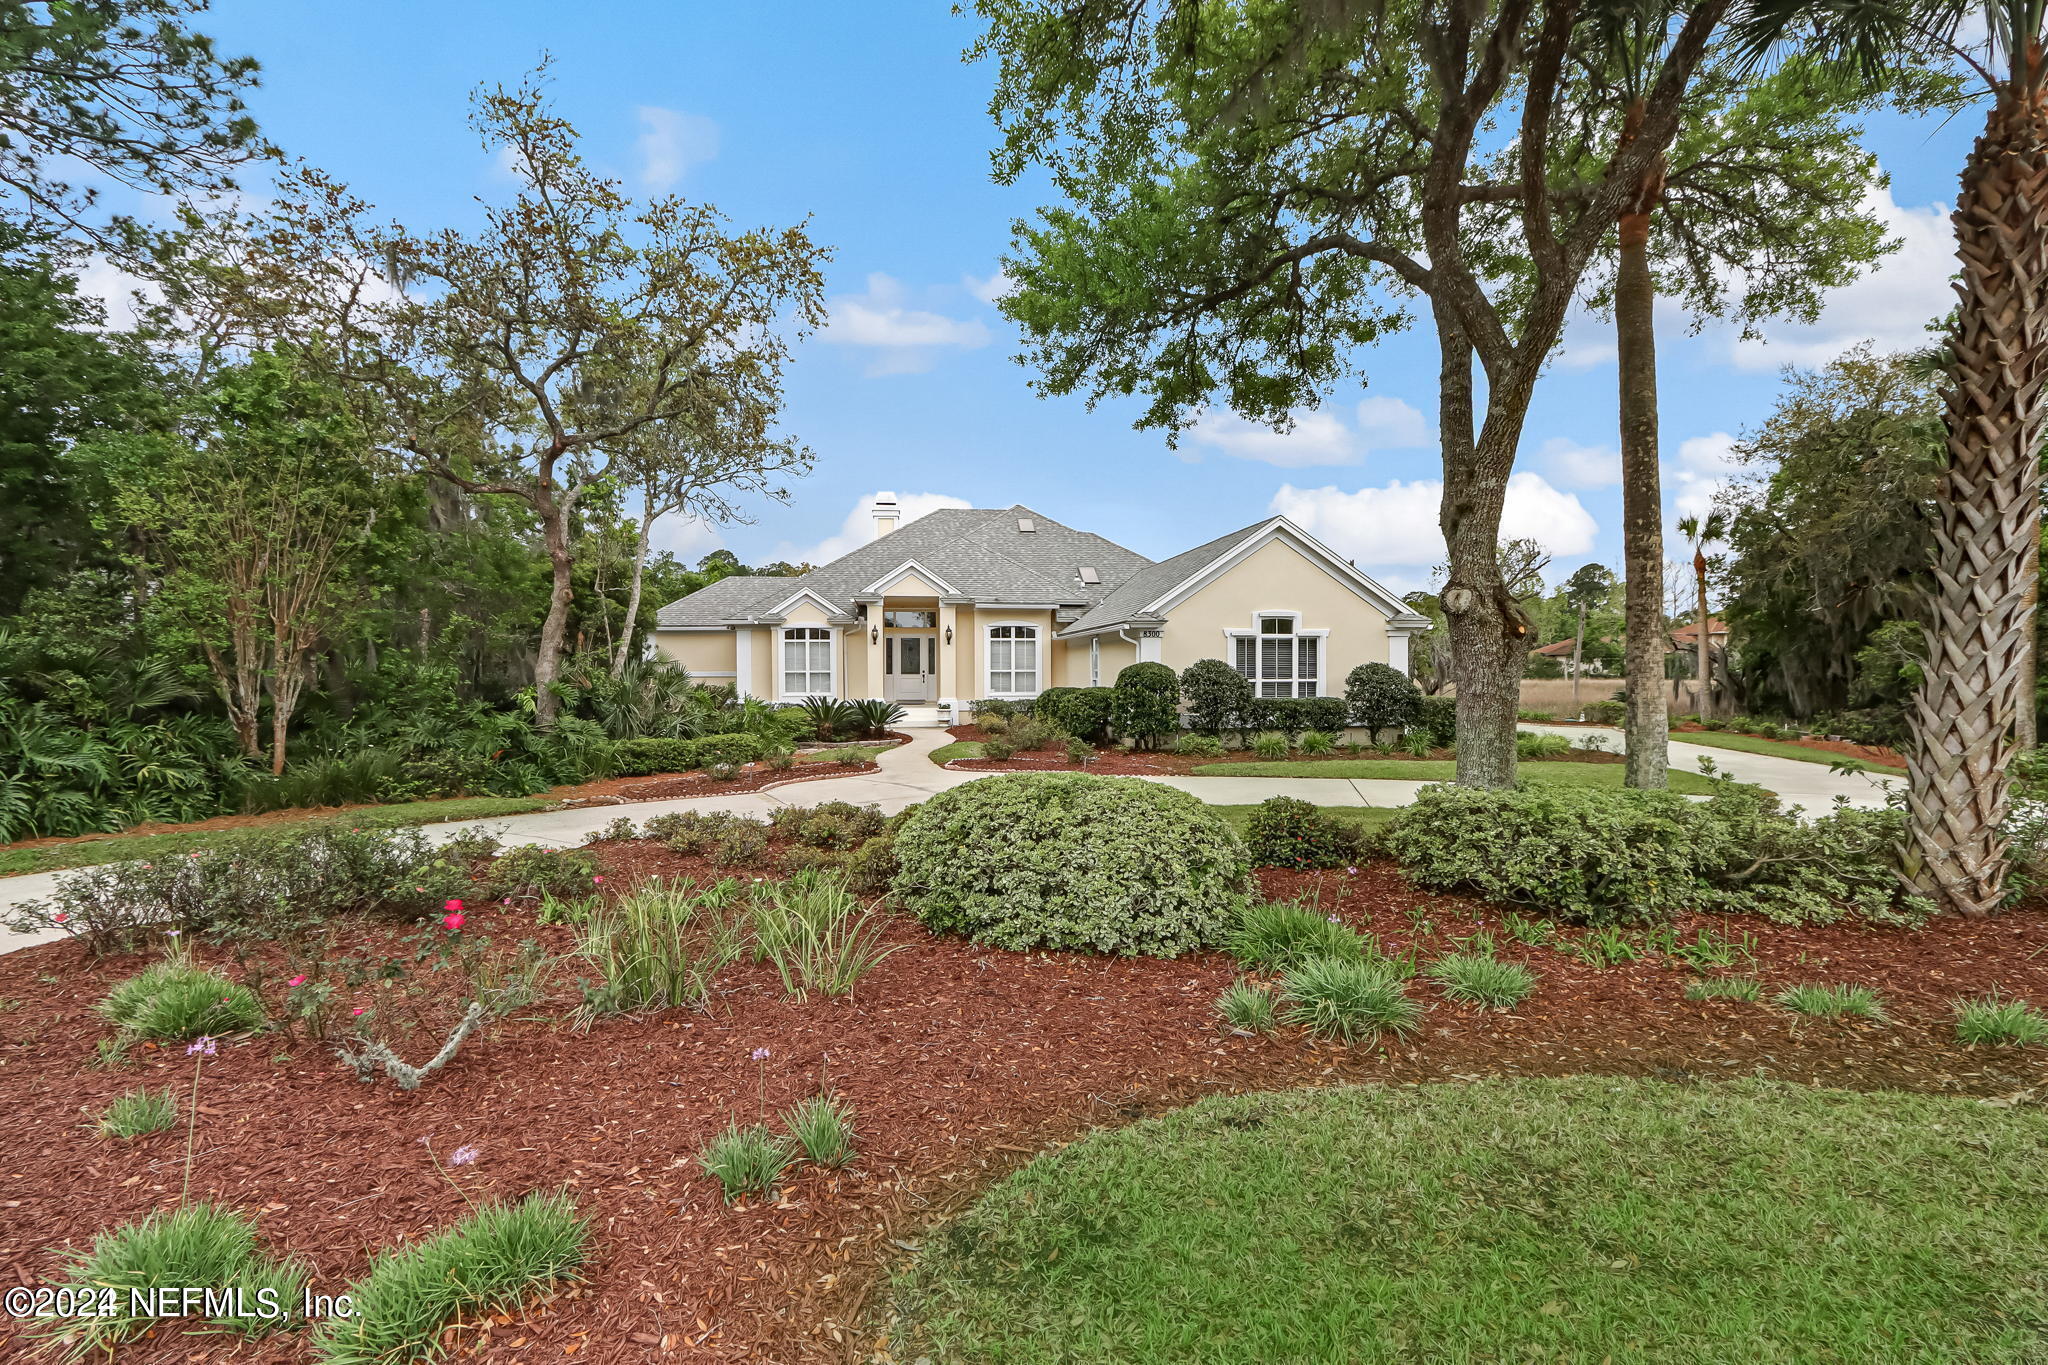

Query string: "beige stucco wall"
[[1053, 632, 1137, 687], [1157, 537, 1390, 693], [653, 630, 736, 680]]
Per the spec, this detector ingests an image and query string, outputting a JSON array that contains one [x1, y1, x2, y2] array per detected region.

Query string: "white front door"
[[886, 635, 936, 703]]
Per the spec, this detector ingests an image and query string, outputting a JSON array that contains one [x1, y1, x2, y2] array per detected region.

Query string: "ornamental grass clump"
[[1280, 957, 1420, 1043], [575, 878, 746, 1020], [1251, 730, 1290, 759], [782, 1095, 858, 1168], [891, 773, 1251, 956], [39, 1204, 308, 1357], [310, 1192, 588, 1365], [98, 960, 265, 1041], [1952, 993, 2048, 1047], [700, 1123, 793, 1202], [1426, 954, 1537, 1010], [748, 869, 900, 999], [1685, 976, 1763, 1002], [1214, 980, 1278, 1035], [1227, 899, 1368, 971], [98, 1086, 178, 1138], [1776, 983, 1888, 1021]]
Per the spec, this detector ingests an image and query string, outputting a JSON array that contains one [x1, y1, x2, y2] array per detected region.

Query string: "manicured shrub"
[[649, 809, 761, 855], [1173, 732, 1226, 758], [1110, 662, 1182, 749], [1685, 976, 1764, 1002], [1180, 658, 1253, 735], [782, 1095, 857, 1168], [1242, 796, 1356, 870], [1214, 980, 1279, 1034], [700, 1124, 792, 1202], [1953, 994, 2048, 1046], [1280, 957, 1421, 1043], [1346, 662, 1421, 735], [98, 1086, 178, 1138], [310, 1192, 588, 1365], [613, 733, 767, 776], [1227, 898, 1368, 970], [712, 821, 770, 868], [1776, 983, 1887, 1021], [1242, 696, 1350, 737], [891, 773, 1251, 956], [1384, 783, 1926, 926], [1582, 698, 1627, 726], [1412, 695, 1458, 747], [1034, 687, 1116, 742], [1427, 954, 1537, 1010], [480, 843, 599, 902], [38, 1204, 308, 1355], [99, 961, 265, 1040], [844, 831, 899, 895], [1251, 730, 1290, 759], [1005, 716, 1058, 751]]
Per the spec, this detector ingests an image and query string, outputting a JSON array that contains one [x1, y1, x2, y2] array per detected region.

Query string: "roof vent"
[[1078, 566, 1101, 584], [1017, 517, 1036, 533]]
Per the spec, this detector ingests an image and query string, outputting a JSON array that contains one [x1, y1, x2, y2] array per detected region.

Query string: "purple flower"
[[751, 1047, 771, 1061], [449, 1144, 481, 1166], [186, 1036, 217, 1056]]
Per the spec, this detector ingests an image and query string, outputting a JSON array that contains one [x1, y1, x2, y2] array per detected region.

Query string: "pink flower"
[[444, 898, 464, 912], [52, 912, 67, 923], [351, 1007, 367, 1016], [442, 912, 466, 932], [592, 875, 604, 884], [287, 974, 307, 987]]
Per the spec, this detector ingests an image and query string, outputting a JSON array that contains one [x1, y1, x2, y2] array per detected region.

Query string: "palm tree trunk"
[[1908, 78, 2048, 916], [1617, 126, 1669, 788], [1694, 551, 1711, 720]]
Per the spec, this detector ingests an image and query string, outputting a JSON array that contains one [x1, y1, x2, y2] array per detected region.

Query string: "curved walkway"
[[0, 724, 1891, 956]]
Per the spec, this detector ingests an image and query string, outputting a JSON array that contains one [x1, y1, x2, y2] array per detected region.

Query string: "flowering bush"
[[892, 772, 1251, 956], [1241, 797, 1360, 869]]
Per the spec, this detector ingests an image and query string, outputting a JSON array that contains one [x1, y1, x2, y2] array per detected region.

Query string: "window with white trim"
[[1089, 637, 1101, 686], [781, 627, 833, 697], [986, 624, 1040, 695], [1232, 615, 1322, 697]]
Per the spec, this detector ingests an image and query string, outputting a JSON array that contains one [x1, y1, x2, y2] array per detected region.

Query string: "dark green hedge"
[[1033, 687, 1116, 741], [613, 733, 767, 776]]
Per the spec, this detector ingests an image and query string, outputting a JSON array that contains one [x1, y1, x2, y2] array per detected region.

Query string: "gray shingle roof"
[[1059, 520, 1270, 635], [654, 506, 1155, 626]]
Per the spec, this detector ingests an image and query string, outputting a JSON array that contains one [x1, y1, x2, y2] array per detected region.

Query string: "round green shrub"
[[1344, 662, 1420, 734], [1180, 658, 1252, 735], [1242, 795, 1357, 869], [1110, 662, 1182, 749], [891, 772, 1252, 955]]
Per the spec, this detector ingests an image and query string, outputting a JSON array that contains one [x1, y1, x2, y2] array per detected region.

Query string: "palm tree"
[[1741, 0, 2047, 914], [1676, 513, 1729, 718]]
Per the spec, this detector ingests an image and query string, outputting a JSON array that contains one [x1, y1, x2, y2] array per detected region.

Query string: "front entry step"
[[894, 705, 952, 729]]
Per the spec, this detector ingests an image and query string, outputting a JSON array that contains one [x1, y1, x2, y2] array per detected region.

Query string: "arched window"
[[986, 623, 1040, 696], [780, 626, 833, 697]]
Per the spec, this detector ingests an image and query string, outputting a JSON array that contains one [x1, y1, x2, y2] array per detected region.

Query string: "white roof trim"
[[763, 586, 844, 618], [1143, 517, 1424, 624], [860, 558, 961, 597]]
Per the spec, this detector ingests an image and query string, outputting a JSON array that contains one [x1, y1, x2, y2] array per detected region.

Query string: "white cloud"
[[823, 273, 991, 376], [1539, 436, 1620, 489], [1184, 395, 1433, 469], [72, 256, 160, 331], [1188, 409, 1357, 467], [1555, 304, 1619, 370], [775, 490, 973, 566], [1355, 395, 1434, 450], [1270, 471, 1598, 573], [1665, 430, 1744, 527], [1727, 186, 1951, 369], [648, 512, 724, 563], [963, 269, 1015, 304], [635, 106, 720, 190]]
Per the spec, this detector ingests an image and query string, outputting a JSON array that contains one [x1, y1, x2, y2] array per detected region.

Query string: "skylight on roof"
[[1078, 566, 1101, 584], [1017, 517, 1036, 533]]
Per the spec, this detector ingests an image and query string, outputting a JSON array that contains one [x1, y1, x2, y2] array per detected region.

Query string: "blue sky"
[[185, 0, 1974, 596]]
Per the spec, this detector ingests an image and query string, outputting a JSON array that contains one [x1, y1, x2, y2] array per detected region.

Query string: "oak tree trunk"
[[611, 505, 656, 679], [1909, 79, 2048, 916], [534, 500, 576, 729], [1617, 157, 1669, 788]]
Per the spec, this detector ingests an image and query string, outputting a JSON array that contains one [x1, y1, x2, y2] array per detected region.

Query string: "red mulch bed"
[[558, 735, 909, 803], [1671, 723, 1906, 770], [941, 725, 1622, 774], [4, 844, 2047, 1364]]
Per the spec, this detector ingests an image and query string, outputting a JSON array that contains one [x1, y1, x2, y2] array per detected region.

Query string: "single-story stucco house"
[[653, 495, 1431, 719]]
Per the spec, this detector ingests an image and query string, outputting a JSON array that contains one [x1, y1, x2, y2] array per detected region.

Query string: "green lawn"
[[1673, 728, 1905, 772], [929, 739, 984, 764], [1210, 803, 1399, 838], [1192, 758, 1722, 793], [0, 795, 554, 878], [891, 1077, 2048, 1364]]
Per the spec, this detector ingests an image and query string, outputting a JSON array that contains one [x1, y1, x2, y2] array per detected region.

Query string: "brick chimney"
[[872, 492, 900, 539]]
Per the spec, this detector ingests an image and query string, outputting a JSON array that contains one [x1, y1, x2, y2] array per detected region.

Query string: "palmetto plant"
[[1741, 0, 2048, 916]]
